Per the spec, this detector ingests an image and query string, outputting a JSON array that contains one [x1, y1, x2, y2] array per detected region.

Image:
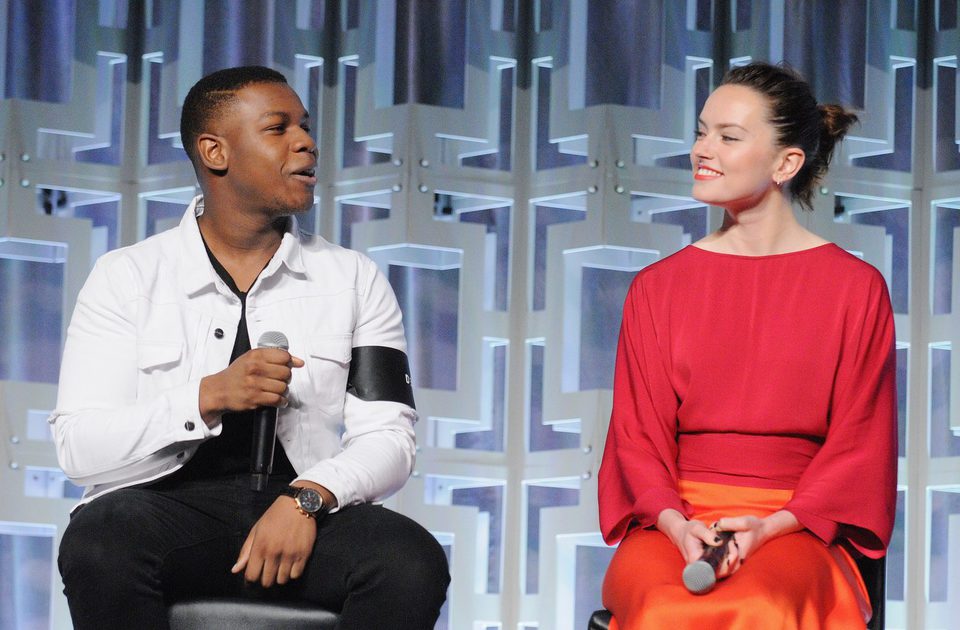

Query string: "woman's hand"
[[711, 510, 802, 578], [656, 508, 728, 565]]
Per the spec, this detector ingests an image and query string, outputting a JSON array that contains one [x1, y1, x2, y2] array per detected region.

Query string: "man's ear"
[[197, 133, 227, 172], [774, 146, 805, 184]]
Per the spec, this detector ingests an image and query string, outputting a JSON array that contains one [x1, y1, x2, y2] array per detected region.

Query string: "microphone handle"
[[251, 406, 278, 491], [250, 331, 289, 492], [700, 530, 734, 570]]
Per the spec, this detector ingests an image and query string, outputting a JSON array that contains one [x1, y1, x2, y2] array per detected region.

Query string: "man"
[[52, 66, 449, 629]]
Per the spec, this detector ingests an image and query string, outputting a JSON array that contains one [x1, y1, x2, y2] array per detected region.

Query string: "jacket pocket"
[[303, 334, 352, 414], [137, 341, 182, 371], [136, 340, 184, 396]]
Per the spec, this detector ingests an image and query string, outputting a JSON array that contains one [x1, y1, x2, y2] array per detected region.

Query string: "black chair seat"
[[168, 598, 339, 630]]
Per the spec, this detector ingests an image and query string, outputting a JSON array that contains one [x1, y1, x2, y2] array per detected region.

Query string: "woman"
[[598, 62, 897, 629]]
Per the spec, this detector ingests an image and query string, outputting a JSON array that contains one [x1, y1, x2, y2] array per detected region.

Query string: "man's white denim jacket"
[[50, 196, 417, 510]]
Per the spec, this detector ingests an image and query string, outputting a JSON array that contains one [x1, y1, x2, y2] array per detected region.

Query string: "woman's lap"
[[602, 482, 869, 630]]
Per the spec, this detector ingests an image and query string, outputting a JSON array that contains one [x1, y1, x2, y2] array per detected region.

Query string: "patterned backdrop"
[[0, 1, 958, 628]]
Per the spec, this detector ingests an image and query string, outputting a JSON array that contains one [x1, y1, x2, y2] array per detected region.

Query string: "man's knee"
[[372, 509, 450, 600], [59, 492, 148, 582]]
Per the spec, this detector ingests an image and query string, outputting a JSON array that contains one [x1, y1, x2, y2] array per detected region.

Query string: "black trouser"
[[58, 474, 449, 630]]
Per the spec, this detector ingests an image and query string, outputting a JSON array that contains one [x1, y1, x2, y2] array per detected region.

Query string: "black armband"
[[346, 346, 416, 409]]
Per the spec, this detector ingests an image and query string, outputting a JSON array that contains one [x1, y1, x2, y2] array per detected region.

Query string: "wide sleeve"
[[598, 275, 687, 544], [294, 256, 417, 509], [785, 271, 898, 558], [49, 255, 212, 487]]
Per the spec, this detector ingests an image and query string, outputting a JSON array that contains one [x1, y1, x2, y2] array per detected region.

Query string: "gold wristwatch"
[[279, 486, 327, 520]]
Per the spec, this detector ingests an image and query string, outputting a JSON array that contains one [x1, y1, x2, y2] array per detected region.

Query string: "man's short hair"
[[179, 65, 288, 165]]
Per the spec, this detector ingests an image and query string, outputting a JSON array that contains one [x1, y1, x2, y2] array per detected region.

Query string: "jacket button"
[[184, 421, 195, 431], [214, 328, 224, 339]]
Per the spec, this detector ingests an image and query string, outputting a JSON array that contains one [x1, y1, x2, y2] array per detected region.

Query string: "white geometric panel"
[[335, 189, 393, 248], [833, 192, 910, 313], [0, 521, 57, 630], [36, 52, 126, 162], [931, 199, 960, 315], [844, 56, 916, 161], [36, 185, 120, 257], [424, 475, 505, 596], [0, 238, 68, 384], [926, 487, 960, 629], [932, 55, 958, 168], [560, 245, 658, 393], [632, 56, 713, 165], [929, 343, 960, 456], [427, 337, 507, 451], [139, 187, 195, 239]]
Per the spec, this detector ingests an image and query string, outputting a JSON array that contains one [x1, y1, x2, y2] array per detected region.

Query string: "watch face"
[[297, 489, 324, 514]]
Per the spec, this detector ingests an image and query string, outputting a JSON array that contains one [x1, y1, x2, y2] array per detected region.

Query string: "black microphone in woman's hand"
[[250, 331, 289, 491], [682, 531, 735, 594]]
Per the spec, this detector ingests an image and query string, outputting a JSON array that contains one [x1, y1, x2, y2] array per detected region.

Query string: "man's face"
[[213, 82, 317, 216]]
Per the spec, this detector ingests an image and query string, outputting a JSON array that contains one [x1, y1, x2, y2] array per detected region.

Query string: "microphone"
[[682, 531, 734, 594], [250, 331, 289, 491]]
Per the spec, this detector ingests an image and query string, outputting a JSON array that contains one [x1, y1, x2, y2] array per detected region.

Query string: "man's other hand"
[[231, 495, 317, 587]]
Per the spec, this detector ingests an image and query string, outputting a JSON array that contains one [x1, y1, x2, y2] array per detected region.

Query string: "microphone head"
[[257, 331, 289, 350], [682, 560, 717, 594]]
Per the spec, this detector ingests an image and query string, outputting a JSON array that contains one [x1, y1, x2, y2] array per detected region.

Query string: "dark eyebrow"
[[697, 118, 748, 132], [260, 111, 311, 123]]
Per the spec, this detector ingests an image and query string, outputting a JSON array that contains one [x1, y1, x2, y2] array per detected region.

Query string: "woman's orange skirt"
[[602, 480, 871, 630]]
